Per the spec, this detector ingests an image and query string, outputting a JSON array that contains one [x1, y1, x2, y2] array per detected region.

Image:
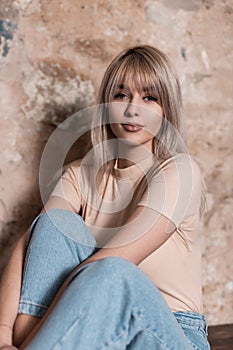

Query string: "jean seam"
[[99, 316, 169, 350], [52, 314, 83, 350], [179, 323, 210, 350], [99, 331, 125, 350], [98, 316, 132, 349], [177, 321, 208, 338], [144, 328, 170, 349], [133, 307, 168, 349], [19, 300, 48, 310]]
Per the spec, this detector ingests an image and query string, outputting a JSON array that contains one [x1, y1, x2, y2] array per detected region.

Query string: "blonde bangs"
[[105, 54, 161, 102]]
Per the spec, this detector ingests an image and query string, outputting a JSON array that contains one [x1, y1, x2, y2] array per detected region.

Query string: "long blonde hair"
[[91, 45, 187, 166]]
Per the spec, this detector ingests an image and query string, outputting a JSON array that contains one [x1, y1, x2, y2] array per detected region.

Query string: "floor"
[[208, 324, 233, 350]]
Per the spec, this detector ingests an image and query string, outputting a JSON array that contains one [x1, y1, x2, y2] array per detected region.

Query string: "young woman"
[[0, 45, 210, 349]]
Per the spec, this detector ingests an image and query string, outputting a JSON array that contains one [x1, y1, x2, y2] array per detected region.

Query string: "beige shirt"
[[51, 154, 203, 313]]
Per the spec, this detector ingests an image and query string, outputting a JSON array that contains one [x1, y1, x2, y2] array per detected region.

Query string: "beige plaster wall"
[[0, 0, 232, 325]]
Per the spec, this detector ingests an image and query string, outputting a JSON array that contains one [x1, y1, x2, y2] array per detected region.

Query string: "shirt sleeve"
[[138, 154, 202, 228], [50, 164, 82, 213]]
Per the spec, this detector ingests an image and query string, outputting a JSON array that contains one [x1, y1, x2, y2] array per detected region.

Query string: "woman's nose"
[[124, 101, 140, 117]]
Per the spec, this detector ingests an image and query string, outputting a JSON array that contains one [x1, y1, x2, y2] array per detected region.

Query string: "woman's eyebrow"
[[115, 84, 157, 95]]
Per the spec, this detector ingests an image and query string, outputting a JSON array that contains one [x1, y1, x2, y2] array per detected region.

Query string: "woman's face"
[[108, 81, 163, 151]]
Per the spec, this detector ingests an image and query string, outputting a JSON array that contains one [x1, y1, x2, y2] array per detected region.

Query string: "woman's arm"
[[81, 206, 176, 265], [0, 231, 28, 349]]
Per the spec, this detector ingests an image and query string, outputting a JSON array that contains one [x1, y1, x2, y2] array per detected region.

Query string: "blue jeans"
[[19, 209, 210, 349]]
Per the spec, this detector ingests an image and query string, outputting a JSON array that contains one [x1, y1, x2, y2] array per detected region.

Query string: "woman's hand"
[[0, 324, 18, 349]]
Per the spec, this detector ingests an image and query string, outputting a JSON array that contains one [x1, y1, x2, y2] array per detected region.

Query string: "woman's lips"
[[121, 123, 144, 132]]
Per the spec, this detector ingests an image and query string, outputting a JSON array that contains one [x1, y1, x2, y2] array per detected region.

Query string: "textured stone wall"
[[0, 0, 232, 325]]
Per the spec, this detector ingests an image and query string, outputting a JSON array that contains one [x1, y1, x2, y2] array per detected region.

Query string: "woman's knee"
[[79, 257, 162, 303], [19, 211, 97, 318], [30, 209, 80, 239], [79, 256, 141, 289], [96, 256, 136, 276], [28, 209, 96, 248]]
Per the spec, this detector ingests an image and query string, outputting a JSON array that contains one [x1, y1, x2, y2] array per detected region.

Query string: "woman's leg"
[[22, 257, 200, 350], [14, 209, 97, 346]]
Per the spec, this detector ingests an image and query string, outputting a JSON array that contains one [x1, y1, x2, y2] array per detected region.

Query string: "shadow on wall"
[[0, 102, 92, 276]]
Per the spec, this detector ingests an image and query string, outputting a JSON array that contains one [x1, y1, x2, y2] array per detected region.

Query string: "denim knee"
[[90, 256, 138, 281], [19, 209, 97, 318], [28, 209, 97, 248], [67, 257, 137, 289], [72, 256, 153, 298]]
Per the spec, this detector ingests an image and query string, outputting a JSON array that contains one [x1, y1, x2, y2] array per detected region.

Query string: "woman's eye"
[[144, 95, 158, 102], [113, 93, 128, 100]]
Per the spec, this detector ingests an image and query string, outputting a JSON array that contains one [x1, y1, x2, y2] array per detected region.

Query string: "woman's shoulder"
[[158, 153, 202, 179], [62, 159, 83, 174], [147, 153, 203, 195]]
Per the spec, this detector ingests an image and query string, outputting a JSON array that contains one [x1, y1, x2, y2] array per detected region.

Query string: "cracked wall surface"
[[0, 0, 232, 325]]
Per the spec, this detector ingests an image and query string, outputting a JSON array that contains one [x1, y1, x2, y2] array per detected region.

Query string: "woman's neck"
[[117, 158, 134, 169], [117, 141, 154, 169]]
